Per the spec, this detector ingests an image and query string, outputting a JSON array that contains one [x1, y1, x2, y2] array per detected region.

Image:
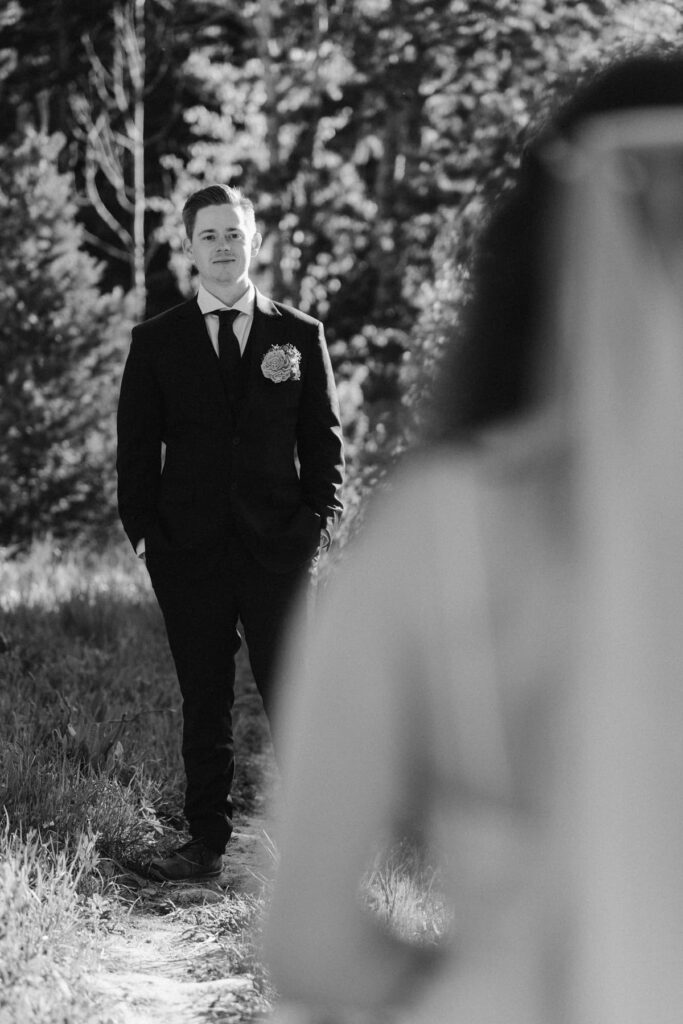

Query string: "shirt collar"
[[197, 281, 255, 317]]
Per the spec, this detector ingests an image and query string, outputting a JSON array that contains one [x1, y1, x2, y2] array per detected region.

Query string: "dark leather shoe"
[[148, 838, 223, 882]]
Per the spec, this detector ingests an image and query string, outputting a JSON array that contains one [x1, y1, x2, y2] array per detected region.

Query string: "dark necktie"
[[216, 309, 241, 383]]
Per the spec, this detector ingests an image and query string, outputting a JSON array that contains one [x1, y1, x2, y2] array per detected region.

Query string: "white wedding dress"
[[265, 110, 683, 1024]]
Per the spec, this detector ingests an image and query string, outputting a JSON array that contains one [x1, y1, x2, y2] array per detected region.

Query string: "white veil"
[[551, 110, 683, 1023], [264, 110, 683, 1024]]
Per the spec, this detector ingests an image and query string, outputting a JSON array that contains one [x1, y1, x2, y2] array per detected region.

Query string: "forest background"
[[3, 4, 683, 1020], [1, 0, 682, 552]]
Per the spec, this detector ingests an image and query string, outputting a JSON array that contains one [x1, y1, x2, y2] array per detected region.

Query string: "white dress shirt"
[[196, 281, 255, 356]]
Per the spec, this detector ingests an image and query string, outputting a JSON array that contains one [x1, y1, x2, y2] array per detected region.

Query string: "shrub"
[[0, 129, 131, 549]]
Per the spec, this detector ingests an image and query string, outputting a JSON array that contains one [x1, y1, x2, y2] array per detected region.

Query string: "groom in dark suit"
[[117, 185, 344, 881]]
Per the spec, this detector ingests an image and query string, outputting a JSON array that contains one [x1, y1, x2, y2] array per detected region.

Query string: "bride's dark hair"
[[437, 50, 683, 440]]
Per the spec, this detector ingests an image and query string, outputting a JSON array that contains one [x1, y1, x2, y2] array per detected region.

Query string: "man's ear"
[[182, 236, 194, 261], [251, 231, 262, 256]]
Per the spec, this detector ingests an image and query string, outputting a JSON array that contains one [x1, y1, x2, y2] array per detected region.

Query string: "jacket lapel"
[[175, 297, 221, 367], [236, 289, 284, 418], [171, 290, 283, 420], [174, 296, 231, 410], [245, 288, 283, 370]]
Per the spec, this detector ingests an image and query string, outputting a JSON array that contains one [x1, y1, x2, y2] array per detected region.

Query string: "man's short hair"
[[182, 185, 256, 238]]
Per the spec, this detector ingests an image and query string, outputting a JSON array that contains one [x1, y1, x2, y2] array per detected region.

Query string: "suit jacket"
[[116, 289, 344, 577]]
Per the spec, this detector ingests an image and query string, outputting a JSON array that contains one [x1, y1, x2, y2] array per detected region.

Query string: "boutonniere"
[[261, 344, 302, 382]]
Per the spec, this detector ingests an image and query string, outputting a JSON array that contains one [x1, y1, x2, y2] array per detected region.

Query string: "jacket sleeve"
[[116, 330, 164, 550], [296, 320, 345, 531], [264, 463, 446, 1011]]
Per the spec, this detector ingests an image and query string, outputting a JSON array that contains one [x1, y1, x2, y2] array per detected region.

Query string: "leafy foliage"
[[1, 1, 682, 543], [0, 130, 128, 547], [400, 0, 683, 445]]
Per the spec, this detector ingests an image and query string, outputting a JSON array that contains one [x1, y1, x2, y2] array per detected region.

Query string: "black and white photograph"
[[2, 3, 683, 1022]]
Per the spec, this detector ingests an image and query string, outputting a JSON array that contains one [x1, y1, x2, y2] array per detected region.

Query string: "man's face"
[[184, 204, 261, 292]]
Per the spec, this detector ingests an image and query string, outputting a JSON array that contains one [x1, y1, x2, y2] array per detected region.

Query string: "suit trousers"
[[149, 533, 310, 853]]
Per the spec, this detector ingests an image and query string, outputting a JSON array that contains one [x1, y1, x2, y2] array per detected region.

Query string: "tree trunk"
[[131, 0, 147, 319], [255, 0, 285, 299]]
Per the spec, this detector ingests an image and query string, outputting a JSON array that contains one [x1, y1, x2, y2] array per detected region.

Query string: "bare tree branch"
[[144, 234, 162, 269], [82, 229, 131, 264], [88, 122, 129, 198], [113, 128, 136, 153], [82, 35, 114, 99], [84, 157, 132, 249], [71, 0, 155, 317]]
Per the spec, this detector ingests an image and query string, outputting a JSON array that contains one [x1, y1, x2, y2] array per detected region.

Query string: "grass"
[[0, 821, 113, 1024], [0, 540, 276, 1019], [365, 838, 451, 946], [0, 541, 272, 853], [164, 890, 275, 1004], [0, 540, 447, 1021]]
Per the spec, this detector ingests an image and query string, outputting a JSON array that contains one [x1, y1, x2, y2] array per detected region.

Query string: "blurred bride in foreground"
[[264, 53, 683, 1024]]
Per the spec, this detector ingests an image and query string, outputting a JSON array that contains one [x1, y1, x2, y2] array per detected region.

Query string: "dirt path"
[[91, 819, 276, 1023]]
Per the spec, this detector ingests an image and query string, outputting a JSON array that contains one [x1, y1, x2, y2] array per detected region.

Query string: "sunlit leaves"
[[0, 130, 129, 547]]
